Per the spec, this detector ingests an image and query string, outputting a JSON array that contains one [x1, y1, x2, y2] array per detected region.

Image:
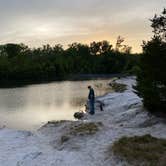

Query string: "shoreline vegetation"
[[0, 39, 140, 88], [112, 135, 166, 166]]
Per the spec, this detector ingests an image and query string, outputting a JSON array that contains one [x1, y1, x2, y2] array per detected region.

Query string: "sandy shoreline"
[[0, 76, 166, 166]]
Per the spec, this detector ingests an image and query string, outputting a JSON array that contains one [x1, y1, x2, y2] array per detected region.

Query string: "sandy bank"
[[0, 77, 166, 166]]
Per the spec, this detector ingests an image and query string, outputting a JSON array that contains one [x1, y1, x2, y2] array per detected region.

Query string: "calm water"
[[0, 79, 112, 131]]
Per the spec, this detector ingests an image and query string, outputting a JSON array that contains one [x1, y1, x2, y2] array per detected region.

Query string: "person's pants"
[[89, 100, 95, 115]]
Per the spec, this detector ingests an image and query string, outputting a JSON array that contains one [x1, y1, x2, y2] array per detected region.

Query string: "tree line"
[[0, 39, 139, 85]]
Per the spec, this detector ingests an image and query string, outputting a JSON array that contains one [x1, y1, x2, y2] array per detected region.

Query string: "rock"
[[74, 112, 84, 119]]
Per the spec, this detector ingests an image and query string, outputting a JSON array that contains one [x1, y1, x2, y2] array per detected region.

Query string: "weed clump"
[[110, 82, 127, 92], [59, 122, 102, 145], [70, 122, 101, 136], [111, 134, 166, 166]]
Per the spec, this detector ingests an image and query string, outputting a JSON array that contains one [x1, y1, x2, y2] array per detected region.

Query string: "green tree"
[[4, 43, 25, 58], [115, 36, 132, 54], [67, 43, 90, 56], [136, 9, 166, 112], [151, 8, 166, 42], [0, 39, 138, 86], [90, 40, 112, 55]]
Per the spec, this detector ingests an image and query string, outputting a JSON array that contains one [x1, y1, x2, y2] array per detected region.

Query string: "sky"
[[0, 0, 165, 53]]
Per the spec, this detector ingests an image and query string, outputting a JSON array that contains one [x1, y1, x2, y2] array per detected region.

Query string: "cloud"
[[0, 0, 165, 52]]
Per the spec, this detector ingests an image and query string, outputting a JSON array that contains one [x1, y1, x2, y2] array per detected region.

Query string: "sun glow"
[[37, 26, 50, 33]]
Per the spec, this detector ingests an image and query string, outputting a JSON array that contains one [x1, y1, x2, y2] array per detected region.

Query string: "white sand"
[[0, 76, 166, 166]]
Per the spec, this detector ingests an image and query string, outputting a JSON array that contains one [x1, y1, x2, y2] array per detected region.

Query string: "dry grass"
[[111, 134, 166, 166], [59, 122, 102, 144], [47, 120, 71, 127], [94, 82, 113, 94], [110, 82, 127, 92], [69, 122, 102, 136]]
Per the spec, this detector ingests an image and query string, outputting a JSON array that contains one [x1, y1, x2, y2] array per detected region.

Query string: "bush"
[[136, 9, 166, 113]]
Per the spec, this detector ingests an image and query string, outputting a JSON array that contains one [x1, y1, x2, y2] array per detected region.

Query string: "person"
[[88, 85, 95, 115]]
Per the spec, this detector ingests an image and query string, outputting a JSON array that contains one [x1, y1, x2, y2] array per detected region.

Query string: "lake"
[[0, 79, 113, 131]]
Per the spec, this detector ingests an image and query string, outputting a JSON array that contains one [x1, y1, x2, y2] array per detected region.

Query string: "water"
[[0, 79, 112, 130]]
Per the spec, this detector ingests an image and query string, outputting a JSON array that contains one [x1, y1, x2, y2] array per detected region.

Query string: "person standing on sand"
[[88, 85, 95, 115]]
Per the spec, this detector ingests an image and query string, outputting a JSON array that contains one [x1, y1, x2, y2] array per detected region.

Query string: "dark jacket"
[[88, 88, 95, 101]]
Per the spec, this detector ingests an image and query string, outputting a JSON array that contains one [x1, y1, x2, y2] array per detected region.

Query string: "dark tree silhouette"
[[90, 41, 112, 55], [115, 36, 132, 53], [151, 8, 166, 41], [115, 36, 125, 52], [136, 9, 166, 112], [0, 40, 139, 86], [4, 44, 24, 58]]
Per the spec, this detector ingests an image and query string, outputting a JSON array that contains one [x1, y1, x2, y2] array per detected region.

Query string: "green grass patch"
[[111, 134, 166, 166]]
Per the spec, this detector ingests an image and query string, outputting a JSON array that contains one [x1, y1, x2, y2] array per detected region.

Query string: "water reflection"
[[0, 79, 112, 130], [70, 97, 86, 108]]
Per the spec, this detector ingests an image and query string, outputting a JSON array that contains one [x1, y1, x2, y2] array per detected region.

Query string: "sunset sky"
[[0, 0, 165, 53]]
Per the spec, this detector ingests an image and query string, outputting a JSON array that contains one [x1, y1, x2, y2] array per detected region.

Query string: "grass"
[[94, 82, 113, 94], [111, 134, 166, 166], [60, 122, 102, 144], [110, 82, 127, 92], [47, 120, 70, 126], [69, 122, 102, 136]]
